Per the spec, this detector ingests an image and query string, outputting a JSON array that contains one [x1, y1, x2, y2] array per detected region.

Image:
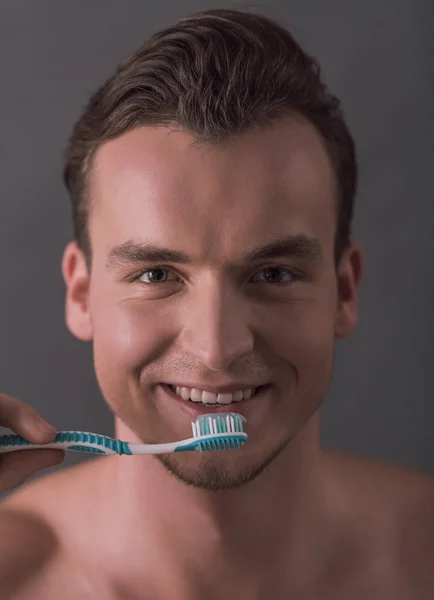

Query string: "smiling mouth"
[[162, 383, 268, 407]]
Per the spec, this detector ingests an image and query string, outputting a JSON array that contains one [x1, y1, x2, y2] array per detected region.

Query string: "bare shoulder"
[[0, 503, 60, 598], [0, 458, 104, 599], [325, 448, 434, 511], [325, 449, 434, 596], [326, 447, 434, 491]]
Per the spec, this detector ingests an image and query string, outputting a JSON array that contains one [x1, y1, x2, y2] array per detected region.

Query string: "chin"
[[154, 432, 291, 492]]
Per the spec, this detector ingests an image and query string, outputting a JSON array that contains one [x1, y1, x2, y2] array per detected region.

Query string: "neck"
[[95, 414, 336, 599]]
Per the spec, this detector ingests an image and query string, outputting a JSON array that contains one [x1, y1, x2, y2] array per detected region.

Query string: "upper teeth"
[[172, 385, 258, 405]]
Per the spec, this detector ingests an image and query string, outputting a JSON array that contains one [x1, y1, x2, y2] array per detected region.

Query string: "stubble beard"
[[155, 432, 293, 492]]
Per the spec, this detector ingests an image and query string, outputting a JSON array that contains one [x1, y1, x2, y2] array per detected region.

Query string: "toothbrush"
[[0, 412, 248, 455]]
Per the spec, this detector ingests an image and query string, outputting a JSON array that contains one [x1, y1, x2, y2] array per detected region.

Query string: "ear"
[[334, 239, 364, 339], [61, 241, 93, 341]]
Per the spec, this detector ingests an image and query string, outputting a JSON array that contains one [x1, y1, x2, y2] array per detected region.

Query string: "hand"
[[0, 392, 65, 494]]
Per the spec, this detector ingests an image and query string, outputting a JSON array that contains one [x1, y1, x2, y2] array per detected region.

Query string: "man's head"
[[61, 8, 363, 491]]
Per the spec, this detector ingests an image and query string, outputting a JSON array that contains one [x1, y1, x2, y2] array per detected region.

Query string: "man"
[[1, 7, 433, 599]]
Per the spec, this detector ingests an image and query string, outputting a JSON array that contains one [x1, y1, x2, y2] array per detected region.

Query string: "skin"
[[67, 115, 360, 488], [2, 114, 434, 599]]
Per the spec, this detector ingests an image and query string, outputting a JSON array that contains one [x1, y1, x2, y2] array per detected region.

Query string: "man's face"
[[63, 115, 361, 490]]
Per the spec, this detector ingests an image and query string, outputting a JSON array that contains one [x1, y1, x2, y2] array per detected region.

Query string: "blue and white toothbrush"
[[0, 412, 247, 455]]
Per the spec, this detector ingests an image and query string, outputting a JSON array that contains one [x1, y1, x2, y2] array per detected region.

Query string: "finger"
[[0, 393, 57, 444]]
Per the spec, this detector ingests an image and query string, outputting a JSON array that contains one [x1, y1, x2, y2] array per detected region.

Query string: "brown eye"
[[253, 266, 300, 284], [139, 269, 171, 283]]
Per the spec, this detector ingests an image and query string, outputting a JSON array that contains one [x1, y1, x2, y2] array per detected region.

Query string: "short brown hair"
[[63, 8, 357, 271]]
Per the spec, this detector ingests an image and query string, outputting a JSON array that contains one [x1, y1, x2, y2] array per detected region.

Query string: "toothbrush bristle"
[[192, 412, 247, 438]]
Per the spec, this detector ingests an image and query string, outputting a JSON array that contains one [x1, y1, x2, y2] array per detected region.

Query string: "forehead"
[[89, 115, 337, 263]]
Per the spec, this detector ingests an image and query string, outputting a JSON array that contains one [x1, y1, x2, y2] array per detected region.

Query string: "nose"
[[178, 279, 254, 371]]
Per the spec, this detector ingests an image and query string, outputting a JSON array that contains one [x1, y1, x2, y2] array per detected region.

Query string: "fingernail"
[[33, 420, 56, 435]]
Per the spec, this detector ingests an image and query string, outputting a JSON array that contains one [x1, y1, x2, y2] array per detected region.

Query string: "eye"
[[136, 268, 175, 284], [133, 265, 301, 285], [252, 266, 301, 284]]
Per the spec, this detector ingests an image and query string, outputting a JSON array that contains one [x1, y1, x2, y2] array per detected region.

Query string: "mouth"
[[158, 383, 271, 417]]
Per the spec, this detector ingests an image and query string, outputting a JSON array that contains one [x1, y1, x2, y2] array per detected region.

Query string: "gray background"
[[0, 0, 433, 487]]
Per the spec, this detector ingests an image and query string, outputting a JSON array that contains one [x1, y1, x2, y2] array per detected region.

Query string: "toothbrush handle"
[[0, 437, 187, 456], [0, 432, 186, 456], [0, 432, 127, 456], [0, 442, 109, 455]]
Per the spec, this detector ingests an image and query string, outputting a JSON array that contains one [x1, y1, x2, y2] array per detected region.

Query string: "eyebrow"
[[105, 233, 323, 271]]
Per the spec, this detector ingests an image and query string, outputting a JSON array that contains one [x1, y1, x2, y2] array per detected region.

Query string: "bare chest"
[[15, 554, 431, 600]]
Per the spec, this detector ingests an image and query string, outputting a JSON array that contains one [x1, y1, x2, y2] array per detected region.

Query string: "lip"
[[159, 383, 271, 418], [163, 382, 266, 394]]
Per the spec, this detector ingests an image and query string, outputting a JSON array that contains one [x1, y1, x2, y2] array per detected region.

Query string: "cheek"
[[289, 307, 335, 360], [257, 285, 337, 397], [261, 299, 336, 357], [91, 300, 174, 374]]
